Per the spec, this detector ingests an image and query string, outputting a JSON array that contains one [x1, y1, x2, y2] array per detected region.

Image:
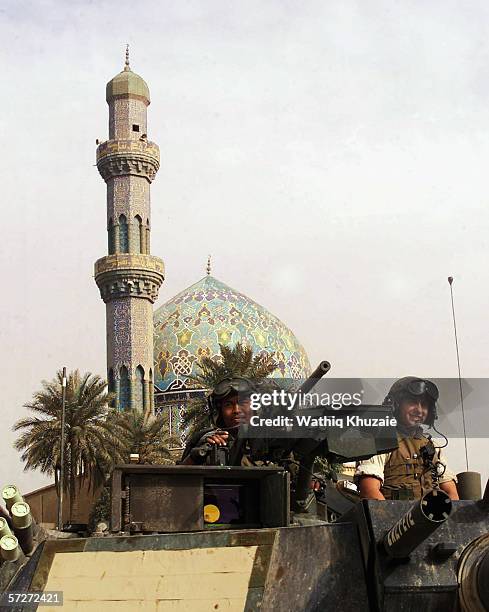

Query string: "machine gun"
[[197, 361, 398, 466], [193, 361, 399, 513], [189, 441, 230, 466]]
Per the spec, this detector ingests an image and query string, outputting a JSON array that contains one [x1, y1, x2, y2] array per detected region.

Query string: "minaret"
[[94, 48, 164, 413]]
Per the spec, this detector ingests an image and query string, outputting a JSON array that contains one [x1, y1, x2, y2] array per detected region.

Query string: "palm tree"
[[110, 409, 175, 464], [181, 342, 277, 437], [14, 370, 127, 522]]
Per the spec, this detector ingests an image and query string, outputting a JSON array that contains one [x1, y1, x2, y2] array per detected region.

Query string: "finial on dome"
[[124, 44, 130, 71], [206, 255, 212, 276]]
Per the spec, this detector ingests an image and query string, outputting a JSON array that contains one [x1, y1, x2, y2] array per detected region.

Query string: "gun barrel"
[[383, 489, 452, 559], [298, 361, 331, 394]]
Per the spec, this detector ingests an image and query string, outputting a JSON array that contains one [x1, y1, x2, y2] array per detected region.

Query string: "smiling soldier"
[[355, 377, 459, 501]]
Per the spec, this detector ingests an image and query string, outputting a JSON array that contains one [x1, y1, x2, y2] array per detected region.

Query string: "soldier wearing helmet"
[[180, 376, 319, 517], [355, 377, 459, 501], [180, 377, 255, 465]]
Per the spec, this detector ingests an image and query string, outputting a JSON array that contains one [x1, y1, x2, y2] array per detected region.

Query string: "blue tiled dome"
[[153, 275, 311, 391]]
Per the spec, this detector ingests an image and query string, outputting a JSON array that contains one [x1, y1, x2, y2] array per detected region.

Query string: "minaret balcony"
[[94, 254, 164, 303], [96, 139, 160, 182]]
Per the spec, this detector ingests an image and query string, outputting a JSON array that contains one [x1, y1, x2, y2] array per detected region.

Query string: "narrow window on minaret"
[[119, 215, 129, 253], [134, 216, 143, 253], [135, 366, 144, 411], [132, 124, 140, 132], [119, 366, 130, 411], [108, 368, 115, 392], [108, 218, 115, 254], [145, 219, 150, 254], [108, 368, 115, 407]]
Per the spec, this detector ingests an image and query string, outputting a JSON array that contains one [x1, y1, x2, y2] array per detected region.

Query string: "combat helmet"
[[207, 377, 256, 426], [384, 376, 439, 426]]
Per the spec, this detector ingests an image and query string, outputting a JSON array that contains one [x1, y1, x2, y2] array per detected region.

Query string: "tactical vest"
[[381, 434, 434, 500]]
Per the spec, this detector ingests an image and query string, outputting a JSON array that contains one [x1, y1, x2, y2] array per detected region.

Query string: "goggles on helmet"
[[404, 379, 439, 402], [212, 377, 255, 399]]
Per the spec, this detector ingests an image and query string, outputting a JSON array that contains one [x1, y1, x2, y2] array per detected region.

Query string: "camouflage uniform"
[[355, 430, 457, 500]]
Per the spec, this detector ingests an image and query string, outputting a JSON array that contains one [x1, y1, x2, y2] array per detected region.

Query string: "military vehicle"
[[1, 364, 489, 611]]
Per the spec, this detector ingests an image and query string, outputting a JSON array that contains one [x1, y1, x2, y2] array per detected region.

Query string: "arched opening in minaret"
[[119, 365, 130, 411], [134, 215, 143, 254], [145, 219, 150, 254], [108, 218, 115, 255], [108, 368, 115, 392], [119, 215, 129, 253], [134, 365, 144, 411], [108, 368, 115, 407]]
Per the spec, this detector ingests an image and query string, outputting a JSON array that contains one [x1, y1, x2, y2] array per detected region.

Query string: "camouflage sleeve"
[[180, 427, 215, 462], [433, 441, 458, 484], [354, 453, 387, 483]]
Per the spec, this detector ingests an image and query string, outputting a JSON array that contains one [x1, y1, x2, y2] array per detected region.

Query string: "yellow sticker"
[[203, 504, 220, 523]]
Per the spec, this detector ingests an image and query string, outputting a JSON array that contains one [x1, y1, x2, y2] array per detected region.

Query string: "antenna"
[[448, 276, 469, 471], [57, 366, 67, 531]]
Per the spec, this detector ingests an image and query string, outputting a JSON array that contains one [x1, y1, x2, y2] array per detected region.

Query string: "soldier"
[[355, 377, 459, 500], [180, 377, 322, 516], [180, 377, 255, 465]]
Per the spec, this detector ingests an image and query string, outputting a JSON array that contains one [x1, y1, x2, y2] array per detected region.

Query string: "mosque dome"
[[106, 67, 150, 103], [153, 275, 311, 392]]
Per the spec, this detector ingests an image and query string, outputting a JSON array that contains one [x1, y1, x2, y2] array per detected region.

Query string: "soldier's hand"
[[205, 430, 229, 446], [310, 478, 322, 491]]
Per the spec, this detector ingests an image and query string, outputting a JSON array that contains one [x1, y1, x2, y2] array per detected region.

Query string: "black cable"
[[430, 423, 449, 449]]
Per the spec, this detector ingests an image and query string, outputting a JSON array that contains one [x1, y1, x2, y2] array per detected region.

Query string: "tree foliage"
[[109, 409, 176, 465], [13, 370, 127, 520]]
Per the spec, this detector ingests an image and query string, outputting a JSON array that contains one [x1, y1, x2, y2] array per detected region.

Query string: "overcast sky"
[[1, 0, 488, 492]]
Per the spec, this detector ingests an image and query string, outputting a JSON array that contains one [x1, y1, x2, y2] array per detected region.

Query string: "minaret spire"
[[206, 255, 212, 276], [124, 44, 130, 71]]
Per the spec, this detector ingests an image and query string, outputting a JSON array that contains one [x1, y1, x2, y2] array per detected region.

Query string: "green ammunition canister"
[[0, 517, 11, 538], [11, 502, 33, 554], [11, 502, 32, 530], [0, 534, 20, 562], [2, 485, 23, 511]]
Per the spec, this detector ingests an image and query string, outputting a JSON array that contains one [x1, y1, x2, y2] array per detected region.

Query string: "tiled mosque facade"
[[153, 274, 311, 444]]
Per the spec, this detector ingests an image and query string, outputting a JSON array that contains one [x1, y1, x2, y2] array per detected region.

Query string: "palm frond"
[[183, 342, 278, 440]]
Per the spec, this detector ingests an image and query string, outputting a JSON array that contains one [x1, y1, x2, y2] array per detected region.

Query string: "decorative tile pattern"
[[97, 140, 159, 183], [153, 275, 311, 391], [107, 300, 131, 371], [107, 176, 151, 224], [107, 298, 155, 378], [110, 98, 147, 140], [131, 299, 154, 369]]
